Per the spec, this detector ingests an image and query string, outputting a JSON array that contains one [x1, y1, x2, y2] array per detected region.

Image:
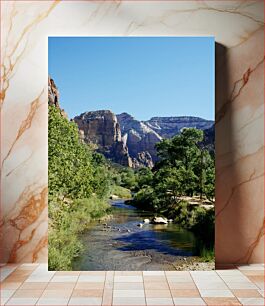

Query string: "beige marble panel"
[[0, 0, 264, 264]]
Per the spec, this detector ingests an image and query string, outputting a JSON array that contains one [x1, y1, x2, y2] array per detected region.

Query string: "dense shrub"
[[48, 105, 111, 270], [48, 196, 110, 270], [111, 185, 132, 199]]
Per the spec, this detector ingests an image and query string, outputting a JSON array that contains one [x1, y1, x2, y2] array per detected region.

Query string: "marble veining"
[[0, 0, 264, 264]]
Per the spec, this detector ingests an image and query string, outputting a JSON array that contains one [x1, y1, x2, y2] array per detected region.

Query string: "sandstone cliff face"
[[48, 76, 68, 118], [117, 113, 214, 164], [74, 110, 132, 167], [117, 113, 162, 164], [73, 110, 215, 168], [145, 116, 214, 139], [49, 77, 214, 168]]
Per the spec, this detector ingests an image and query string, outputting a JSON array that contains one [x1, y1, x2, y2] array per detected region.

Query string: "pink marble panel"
[[0, 0, 264, 264]]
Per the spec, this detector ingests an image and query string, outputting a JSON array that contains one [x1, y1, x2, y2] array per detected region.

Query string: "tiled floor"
[[0, 264, 264, 305]]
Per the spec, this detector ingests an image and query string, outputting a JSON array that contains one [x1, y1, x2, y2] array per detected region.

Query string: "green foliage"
[[48, 196, 110, 270], [135, 167, 154, 190], [166, 200, 215, 259], [133, 128, 215, 212], [120, 168, 138, 190], [111, 185, 132, 199], [131, 128, 215, 257], [48, 105, 112, 270]]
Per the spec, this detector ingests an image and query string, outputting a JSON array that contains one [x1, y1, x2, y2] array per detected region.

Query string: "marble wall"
[[0, 0, 264, 265]]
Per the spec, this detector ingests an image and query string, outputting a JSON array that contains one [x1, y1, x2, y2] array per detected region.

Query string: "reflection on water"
[[72, 200, 196, 270]]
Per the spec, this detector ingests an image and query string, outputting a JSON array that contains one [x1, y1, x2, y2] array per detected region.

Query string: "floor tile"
[[225, 282, 258, 289], [216, 270, 245, 276], [1, 297, 10, 305], [25, 275, 54, 283], [203, 297, 242, 305], [55, 271, 80, 276], [143, 271, 165, 276], [173, 297, 206, 305], [113, 289, 145, 297], [170, 289, 200, 297], [74, 282, 104, 289], [18, 264, 39, 270], [0, 267, 19, 282], [115, 271, 142, 276], [19, 282, 48, 290], [80, 271, 106, 275], [258, 290, 264, 297], [114, 282, 144, 290], [247, 275, 264, 283], [168, 282, 197, 289], [199, 289, 234, 297], [40, 289, 72, 298], [220, 275, 252, 282], [255, 282, 264, 290], [45, 282, 76, 290], [144, 276, 167, 282], [165, 271, 190, 276], [240, 270, 264, 276], [0, 290, 15, 305], [1, 263, 264, 305], [36, 298, 69, 305], [12, 289, 44, 298], [145, 290, 172, 298], [167, 276, 193, 283], [0, 282, 22, 290], [144, 282, 169, 290], [50, 275, 78, 282], [146, 297, 174, 305], [3, 275, 28, 283], [114, 275, 143, 283], [71, 289, 103, 297], [102, 289, 112, 306], [237, 264, 264, 271], [232, 289, 262, 298], [194, 281, 228, 290], [191, 271, 217, 277], [68, 297, 102, 305], [112, 296, 146, 305], [78, 275, 105, 282], [238, 297, 265, 305], [6, 297, 38, 305]]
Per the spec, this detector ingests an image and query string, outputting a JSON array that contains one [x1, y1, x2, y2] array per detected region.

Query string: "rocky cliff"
[[74, 110, 133, 167], [48, 76, 68, 118], [117, 113, 162, 164], [117, 112, 214, 164], [145, 116, 214, 139], [49, 77, 214, 168], [74, 110, 214, 168]]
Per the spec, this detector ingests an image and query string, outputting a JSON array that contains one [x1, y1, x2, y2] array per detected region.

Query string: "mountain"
[[117, 112, 214, 161], [145, 116, 214, 138], [74, 110, 133, 167], [49, 77, 214, 168], [117, 113, 162, 163], [74, 111, 214, 168]]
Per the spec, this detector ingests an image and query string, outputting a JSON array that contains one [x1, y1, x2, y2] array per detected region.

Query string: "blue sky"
[[48, 37, 214, 121]]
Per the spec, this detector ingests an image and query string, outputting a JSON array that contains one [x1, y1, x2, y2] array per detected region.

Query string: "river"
[[73, 199, 197, 270]]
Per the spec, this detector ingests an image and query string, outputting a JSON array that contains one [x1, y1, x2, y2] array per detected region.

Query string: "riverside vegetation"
[[48, 105, 215, 270], [48, 105, 112, 270], [115, 128, 215, 261]]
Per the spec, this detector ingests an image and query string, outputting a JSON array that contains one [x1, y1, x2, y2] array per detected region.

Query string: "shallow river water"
[[73, 200, 197, 270]]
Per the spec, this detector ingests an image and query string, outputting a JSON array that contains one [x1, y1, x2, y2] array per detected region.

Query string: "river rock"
[[110, 194, 119, 200], [137, 223, 143, 227], [152, 217, 168, 224], [143, 219, 150, 223]]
